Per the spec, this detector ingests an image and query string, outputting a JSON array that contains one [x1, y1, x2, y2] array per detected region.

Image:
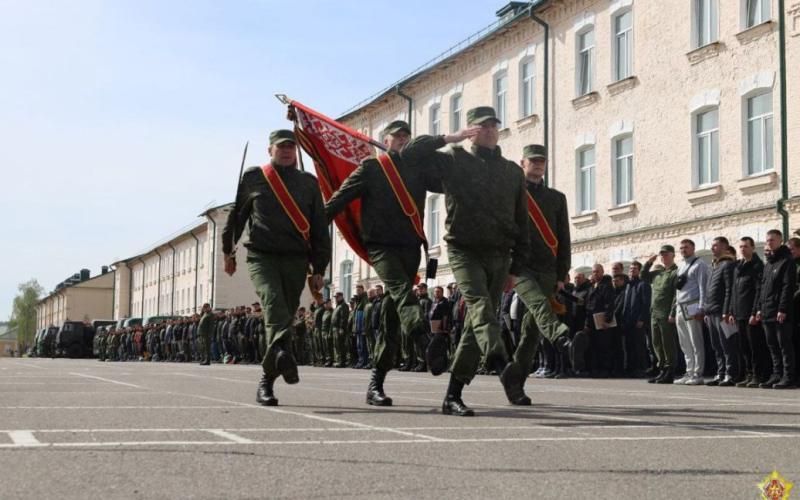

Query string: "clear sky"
[[0, 0, 513, 319]]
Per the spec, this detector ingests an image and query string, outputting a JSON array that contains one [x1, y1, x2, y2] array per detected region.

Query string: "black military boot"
[[647, 370, 664, 384], [366, 369, 393, 406], [276, 346, 300, 385], [422, 333, 450, 376], [442, 374, 474, 416], [773, 376, 797, 389], [499, 361, 530, 405], [655, 368, 674, 384], [256, 373, 278, 406], [759, 374, 781, 388]]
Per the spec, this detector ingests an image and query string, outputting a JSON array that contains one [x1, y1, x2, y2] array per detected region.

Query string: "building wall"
[[36, 272, 114, 329], [334, 0, 797, 289], [0, 339, 20, 357]]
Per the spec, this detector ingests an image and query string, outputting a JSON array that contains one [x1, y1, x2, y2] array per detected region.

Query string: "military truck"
[[55, 321, 96, 358]]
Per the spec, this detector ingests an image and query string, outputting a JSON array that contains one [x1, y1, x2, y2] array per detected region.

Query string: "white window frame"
[[741, 0, 771, 30], [450, 93, 463, 133], [429, 105, 441, 136], [520, 57, 535, 117], [576, 27, 595, 96], [693, 0, 719, 48], [693, 107, 720, 188], [612, 8, 634, 82], [613, 135, 635, 206], [494, 72, 509, 129], [340, 261, 353, 300], [428, 195, 441, 246], [577, 147, 596, 214], [744, 91, 774, 177]]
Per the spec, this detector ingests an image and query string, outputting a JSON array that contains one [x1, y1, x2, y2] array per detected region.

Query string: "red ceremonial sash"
[[262, 164, 311, 244], [376, 153, 428, 250], [526, 191, 558, 257]]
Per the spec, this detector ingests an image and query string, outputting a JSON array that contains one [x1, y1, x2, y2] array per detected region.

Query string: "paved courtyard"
[[0, 357, 797, 499]]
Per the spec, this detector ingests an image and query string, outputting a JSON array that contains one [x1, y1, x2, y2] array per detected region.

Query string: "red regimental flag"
[[526, 191, 558, 257], [292, 101, 376, 265]]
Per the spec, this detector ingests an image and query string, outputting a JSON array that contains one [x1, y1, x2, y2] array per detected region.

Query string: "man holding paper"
[[583, 264, 616, 378]]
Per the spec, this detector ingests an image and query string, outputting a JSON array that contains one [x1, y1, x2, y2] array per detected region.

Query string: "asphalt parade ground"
[[1, 357, 797, 499]]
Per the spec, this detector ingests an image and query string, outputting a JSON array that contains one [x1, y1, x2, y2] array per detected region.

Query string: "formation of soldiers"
[[96, 305, 260, 365], [217, 105, 581, 416]]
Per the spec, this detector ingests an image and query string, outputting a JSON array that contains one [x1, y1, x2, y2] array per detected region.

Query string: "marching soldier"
[[511, 144, 581, 404], [222, 129, 330, 406], [401, 106, 531, 416], [325, 120, 447, 406]]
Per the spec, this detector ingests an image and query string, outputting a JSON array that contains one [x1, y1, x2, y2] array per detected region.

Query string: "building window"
[[428, 195, 441, 246], [614, 10, 633, 81], [746, 92, 774, 176], [521, 58, 535, 117], [614, 136, 634, 206], [340, 261, 353, 299], [578, 148, 596, 213], [494, 73, 508, 128], [451, 94, 462, 132], [430, 105, 441, 135], [696, 108, 720, 186], [744, 0, 770, 28], [695, 0, 718, 47], [577, 28, 595, 96]]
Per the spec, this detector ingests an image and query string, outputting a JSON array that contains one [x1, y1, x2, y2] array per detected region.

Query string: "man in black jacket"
[[583, 265, 616, 378], [621, 262, 651, 378], [705, 237, 738, 386], [754, 229, 797, 389], [733, 237, 769, 387], [788, 237, 800, 376]]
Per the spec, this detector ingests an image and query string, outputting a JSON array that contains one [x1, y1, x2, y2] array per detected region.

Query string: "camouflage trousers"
[[246, 251, 308, 379]]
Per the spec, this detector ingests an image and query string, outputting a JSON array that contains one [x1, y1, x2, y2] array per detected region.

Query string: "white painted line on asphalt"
[[70, 373, 143, 388], [205, 429, 256, 444], [0, 406, 245, 410], [7, 431, 44, 446], [10, 363, 47, 370], [1, 432, 799, 449], [172, 372, 445, 442]]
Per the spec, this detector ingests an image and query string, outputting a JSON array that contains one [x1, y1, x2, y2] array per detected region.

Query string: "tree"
[[10, 279, 44, 352]]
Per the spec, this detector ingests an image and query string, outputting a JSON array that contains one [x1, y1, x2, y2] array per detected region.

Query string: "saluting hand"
[[223, 253, 236, 276], [647, 254, 658, 265], [444, 125, 482, 144]]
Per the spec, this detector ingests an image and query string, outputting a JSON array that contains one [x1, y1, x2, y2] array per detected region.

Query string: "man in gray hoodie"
[[673, 239, 710, 386]]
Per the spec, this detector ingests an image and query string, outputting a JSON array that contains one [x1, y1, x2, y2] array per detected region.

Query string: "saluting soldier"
[[511, 145, 582, 404], [325, 120, 447, 406], [401, 107, 531, 416], [222, 129, 330, 406]]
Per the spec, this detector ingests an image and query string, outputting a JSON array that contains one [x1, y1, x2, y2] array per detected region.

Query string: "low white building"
[[111, 203, 314, 320]]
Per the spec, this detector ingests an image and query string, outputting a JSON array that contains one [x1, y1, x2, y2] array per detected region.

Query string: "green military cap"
[[384, 120, 411, 135], [523, 144, 547, 160], [659, 244, 676, 254], [466, 106, 501, 126], [269, 129, 296, 146]]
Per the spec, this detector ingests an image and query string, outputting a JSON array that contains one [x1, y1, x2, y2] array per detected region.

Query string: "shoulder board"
[[243, 166, 262, 175], [299, 170, 318, 180]]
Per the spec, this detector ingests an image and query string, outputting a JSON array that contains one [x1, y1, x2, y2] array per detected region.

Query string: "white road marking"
[[0, 406, 245, 410], [10, 363, 47, 370], [70, 373, 143, 388], [7, 431, 44, 446], [0, 432, 798, 449], [205, 429, 256, 444]]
